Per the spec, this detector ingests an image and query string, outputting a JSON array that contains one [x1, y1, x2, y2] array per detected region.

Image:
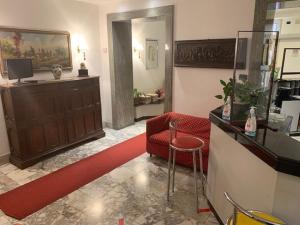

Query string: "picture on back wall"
[[146, 39, 159, 70], [0, 27, 72, 74]]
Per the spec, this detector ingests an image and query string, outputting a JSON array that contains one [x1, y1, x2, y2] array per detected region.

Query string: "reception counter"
[[207, 109, 300, 225]]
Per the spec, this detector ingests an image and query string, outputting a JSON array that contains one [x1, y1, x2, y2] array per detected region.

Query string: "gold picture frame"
[[0, 26, 72, 75]]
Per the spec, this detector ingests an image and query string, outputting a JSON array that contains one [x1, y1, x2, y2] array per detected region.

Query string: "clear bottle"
[[222, 98, 231, 120], [245, 106, 257, 137]]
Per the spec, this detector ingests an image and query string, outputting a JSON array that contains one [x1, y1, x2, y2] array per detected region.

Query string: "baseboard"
[[290, 132, 300, 136], [103, 121, 113, 128], [0, 153, 10, 166]]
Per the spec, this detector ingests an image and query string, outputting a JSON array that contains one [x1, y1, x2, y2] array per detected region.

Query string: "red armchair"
[[146, 112, 211, 172]]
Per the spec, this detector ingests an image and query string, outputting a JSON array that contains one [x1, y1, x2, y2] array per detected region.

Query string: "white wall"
[[132, 19, 165, 93], [0, 0, 102, 157], [273, 9, 300, 80], [98, 0, 255, 124]]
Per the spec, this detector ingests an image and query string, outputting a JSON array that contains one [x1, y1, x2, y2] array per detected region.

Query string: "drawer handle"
[[73, 88, 79, 91]]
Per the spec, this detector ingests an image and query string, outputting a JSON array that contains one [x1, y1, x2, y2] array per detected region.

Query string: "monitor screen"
[[6, 58, 33, 80]]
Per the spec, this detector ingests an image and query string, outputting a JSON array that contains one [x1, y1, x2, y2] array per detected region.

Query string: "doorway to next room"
[[107, 6, 174, 129]]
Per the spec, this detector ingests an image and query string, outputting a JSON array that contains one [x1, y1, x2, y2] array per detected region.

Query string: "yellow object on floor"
[[228, 211, 285, 225]]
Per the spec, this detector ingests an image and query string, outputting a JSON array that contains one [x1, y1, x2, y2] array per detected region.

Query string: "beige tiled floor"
[[0, 121, 219, 225]]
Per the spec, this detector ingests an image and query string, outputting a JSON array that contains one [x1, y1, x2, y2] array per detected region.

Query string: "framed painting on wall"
[[0, 27, 72, 74], [146, 39, 158, 70]]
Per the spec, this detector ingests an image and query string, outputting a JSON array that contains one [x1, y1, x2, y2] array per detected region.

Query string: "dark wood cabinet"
[[0, 77, 105, 169]]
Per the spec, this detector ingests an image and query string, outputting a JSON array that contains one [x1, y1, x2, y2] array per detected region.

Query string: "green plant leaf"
[[215, 95, 223, 99], [224, 96, 228, 102], [220, 80, 226, 86]]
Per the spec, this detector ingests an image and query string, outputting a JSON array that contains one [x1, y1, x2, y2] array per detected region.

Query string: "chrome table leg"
[[193, 151, 198, 211], [199, 149, 205, 196], [172, 149, 176, 193], [167, 147, 172, 201]]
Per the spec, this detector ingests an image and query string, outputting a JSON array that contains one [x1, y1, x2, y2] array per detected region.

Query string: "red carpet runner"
[[0, 133, 146, 220]]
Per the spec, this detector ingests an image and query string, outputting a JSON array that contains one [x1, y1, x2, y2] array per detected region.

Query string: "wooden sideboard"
[[0, 77, 105, 169]]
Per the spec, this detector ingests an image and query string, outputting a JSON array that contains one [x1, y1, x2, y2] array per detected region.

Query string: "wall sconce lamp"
[[133, 39, 143, 59], [165, 44, 169, 51], [73, 34, 88, 61], [133, 47, 141, 59], [77, 46, 87, 61]]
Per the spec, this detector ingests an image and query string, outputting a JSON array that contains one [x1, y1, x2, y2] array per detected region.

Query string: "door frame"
[[107, 5, 174, 129]]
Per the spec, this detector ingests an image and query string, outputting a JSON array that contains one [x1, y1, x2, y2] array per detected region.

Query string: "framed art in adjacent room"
[[0, 27, 72, 74], [146, 39, 158, 70], [280, 48, 300, 79]]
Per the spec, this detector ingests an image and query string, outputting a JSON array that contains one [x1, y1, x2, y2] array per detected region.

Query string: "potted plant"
[[235, 80, 262, 106], [235, 80, 264, 119], [215, 79, 233, 120], [215, 78, 265, 121]]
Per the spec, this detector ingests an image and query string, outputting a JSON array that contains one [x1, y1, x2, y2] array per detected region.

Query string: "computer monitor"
[[6, 58, 33, 84]]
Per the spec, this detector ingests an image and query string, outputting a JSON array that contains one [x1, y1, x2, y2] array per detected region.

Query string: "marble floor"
[[0, 121, 219, 225]]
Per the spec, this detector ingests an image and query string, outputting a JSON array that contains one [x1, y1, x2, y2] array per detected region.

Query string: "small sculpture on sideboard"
[[78, 62, 89, 77]]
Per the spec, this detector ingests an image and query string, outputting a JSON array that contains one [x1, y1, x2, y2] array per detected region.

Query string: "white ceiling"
[[75, 0, 120, 5]]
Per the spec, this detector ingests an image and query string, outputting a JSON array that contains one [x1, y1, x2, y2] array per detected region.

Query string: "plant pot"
[[231, 102, 250, 121]]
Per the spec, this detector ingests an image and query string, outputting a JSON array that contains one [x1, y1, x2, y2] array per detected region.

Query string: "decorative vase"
[[51, 64, 62, 80], [222, 98, 231, 120]]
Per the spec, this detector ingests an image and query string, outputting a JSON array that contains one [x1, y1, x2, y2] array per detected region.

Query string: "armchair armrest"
[[146, 113, 171, 138]]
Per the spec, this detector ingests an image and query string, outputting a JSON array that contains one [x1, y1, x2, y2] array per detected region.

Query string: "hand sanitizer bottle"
[[222, 98, 231, 120], [245, 106, 257, 137]]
